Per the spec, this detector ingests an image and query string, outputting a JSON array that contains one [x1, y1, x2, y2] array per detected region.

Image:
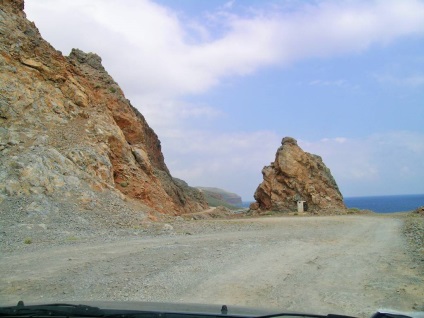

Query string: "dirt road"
[[1, 215, 423, 317]]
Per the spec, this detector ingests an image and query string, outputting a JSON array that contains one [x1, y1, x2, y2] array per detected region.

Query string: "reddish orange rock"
[[253, 137, 346, 213], [0, 0, 207, 216]]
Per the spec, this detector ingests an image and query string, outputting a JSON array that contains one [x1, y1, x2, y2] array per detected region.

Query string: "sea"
[[344, 194, 424, 213], [242, 194, 424, 213]]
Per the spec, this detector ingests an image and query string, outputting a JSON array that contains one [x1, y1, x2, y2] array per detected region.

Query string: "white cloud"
[[308, 79, 360, 90], [334, 137, 348, 144], [300, 131, 424, 196], [374, 74, 424, 87], [163, 130, 424, 199], [131, 96, 223, 134], [163, 130, 281, 199], [23, 1, 424, 199], [310, 80, 347, 87], [320, 137, 348, 144], [25, 0, 424, 99], [223, 1, 235, 10]]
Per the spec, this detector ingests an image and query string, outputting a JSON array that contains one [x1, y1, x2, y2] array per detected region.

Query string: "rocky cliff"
[[196, 187, 243, 207], [0, 0, 207, 221], [251, 137, 346, 213]]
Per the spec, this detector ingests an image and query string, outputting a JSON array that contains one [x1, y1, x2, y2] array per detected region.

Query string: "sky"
[[24, 0, 424, 200]]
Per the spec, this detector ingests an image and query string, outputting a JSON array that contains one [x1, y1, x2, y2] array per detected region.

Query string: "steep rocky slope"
[[251, 137, 346, 213], [0, 0, 207, 223], [196, 187, 243, 207]]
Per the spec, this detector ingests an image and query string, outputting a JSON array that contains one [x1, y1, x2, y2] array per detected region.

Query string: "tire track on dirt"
[[1, 215, 422, 317]]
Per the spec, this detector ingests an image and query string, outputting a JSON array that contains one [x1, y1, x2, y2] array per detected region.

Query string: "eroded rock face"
[[0, 0, 207, 218], [252, 137, 346, 213]]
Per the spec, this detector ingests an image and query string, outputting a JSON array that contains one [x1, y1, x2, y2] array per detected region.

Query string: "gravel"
[[402, 210, 424, 272], [1, 212, 424, 317]]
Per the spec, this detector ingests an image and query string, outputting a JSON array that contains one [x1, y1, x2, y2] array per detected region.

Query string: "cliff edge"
[[0, 0, 207, 222]]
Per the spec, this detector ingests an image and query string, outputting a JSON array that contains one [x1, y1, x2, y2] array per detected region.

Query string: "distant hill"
[[196, 187, 243, 208]]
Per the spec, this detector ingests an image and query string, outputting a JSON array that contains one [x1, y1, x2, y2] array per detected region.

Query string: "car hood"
[[0, 300, 320, 317]]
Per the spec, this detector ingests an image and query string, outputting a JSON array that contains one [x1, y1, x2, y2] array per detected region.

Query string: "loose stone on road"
[[1, 215, 423, 318]]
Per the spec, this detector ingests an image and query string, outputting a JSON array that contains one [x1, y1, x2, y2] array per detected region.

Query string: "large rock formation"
[[0, 0, 208, 220], [252, 137, 346, 213]]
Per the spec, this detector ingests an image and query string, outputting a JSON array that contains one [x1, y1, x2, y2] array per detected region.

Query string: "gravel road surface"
[[1, 214, 423, 317]]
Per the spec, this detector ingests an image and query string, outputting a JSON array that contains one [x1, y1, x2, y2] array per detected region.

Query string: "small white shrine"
[[297, 200, 306, 213]]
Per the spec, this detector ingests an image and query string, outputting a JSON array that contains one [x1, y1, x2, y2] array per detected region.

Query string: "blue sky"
[[24, 0, 424, 200]]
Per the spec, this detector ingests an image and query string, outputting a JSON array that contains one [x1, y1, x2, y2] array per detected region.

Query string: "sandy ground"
[[1, 214, 423, 317]]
